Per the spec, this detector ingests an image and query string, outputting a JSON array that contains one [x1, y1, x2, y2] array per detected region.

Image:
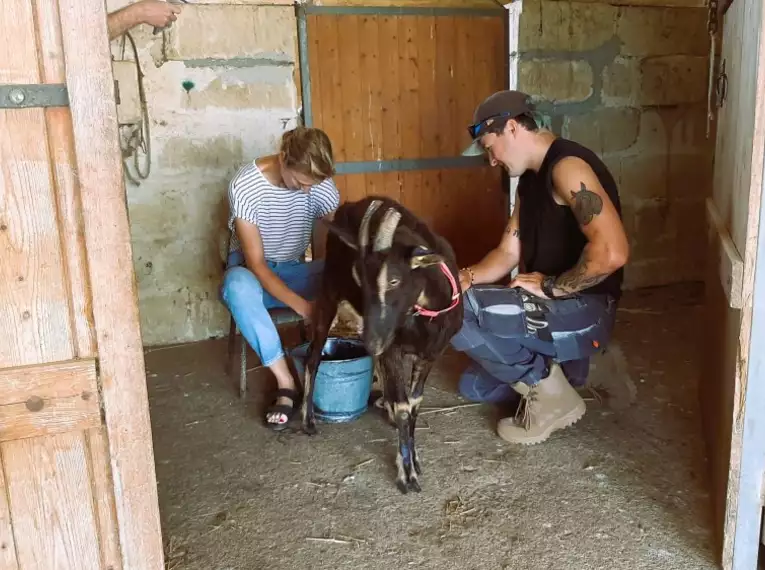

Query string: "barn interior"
[[101, 0, 737, 567]]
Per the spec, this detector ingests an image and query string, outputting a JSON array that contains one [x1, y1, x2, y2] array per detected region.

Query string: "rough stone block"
[[673, 198, 707, 275], [519, 0, 618, 52], [617, 7, 709, 57], [105, 0, 130, 12], [668, 152, 714, 201], [519, 60, 593, 103], [138, 290, 228, 346], [184, 68, 296, 111], [623, 258, 676, 289], [564, 108, 640, 154], [631, 200, 674, 260], [614, 154, 669, 203], [668, 105, 715, 155], [619, 199, 638, 241], [160, 136, 244, 170], [166, 5, 296, 62], [640, 56, 707, 106], [128, 181, 230, 251], [602, 57, 640, 106], [625, 110, 667, 156]]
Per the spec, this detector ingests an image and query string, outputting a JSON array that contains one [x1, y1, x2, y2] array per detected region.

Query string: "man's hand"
[[137, 0, 183, 28], [459, 269, 473, 292], [107, 0, 183, 40], [509, 272, 547, 299]]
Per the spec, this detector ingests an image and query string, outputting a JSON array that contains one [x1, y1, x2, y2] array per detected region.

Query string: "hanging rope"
[[706, 0, 719, 139], [116, 31, 152, 186]]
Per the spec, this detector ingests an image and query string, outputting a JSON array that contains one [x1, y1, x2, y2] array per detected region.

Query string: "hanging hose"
[[118, 31, 152, 186]]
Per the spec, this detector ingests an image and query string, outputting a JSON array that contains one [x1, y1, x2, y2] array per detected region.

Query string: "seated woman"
[[221, 126, 339, 430]]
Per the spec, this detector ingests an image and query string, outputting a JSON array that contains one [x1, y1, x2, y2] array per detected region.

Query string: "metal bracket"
[[0, 84, 69, 109]]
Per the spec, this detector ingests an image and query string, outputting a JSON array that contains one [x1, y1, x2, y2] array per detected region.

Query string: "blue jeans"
[[450, 285, 616, 404], [220, 251, 323, 367]]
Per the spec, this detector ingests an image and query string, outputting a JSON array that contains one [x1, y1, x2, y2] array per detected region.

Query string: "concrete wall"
[[518, 0, 714, 289], [106, 2, 301, 346]]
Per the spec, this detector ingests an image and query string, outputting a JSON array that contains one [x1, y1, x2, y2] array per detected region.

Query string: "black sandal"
[[264, 388, 301, 431]]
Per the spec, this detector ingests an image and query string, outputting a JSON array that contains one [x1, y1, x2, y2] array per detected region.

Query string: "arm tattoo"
[[570, 182, 603, 226], [554, 249, 610, 294], [505, 225, 520, 237]]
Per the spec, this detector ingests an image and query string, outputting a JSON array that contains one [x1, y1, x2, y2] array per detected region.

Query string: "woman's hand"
[[295, 299, 314, 323]]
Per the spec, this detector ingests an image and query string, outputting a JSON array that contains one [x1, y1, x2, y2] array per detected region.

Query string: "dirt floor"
[[146, 283, 717, 570]]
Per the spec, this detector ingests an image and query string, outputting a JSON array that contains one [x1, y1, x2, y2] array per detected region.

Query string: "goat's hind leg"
[[381, 348, 420, 493], [300, 288, 338, 435]]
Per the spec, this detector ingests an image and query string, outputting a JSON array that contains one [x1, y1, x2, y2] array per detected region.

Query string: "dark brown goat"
[[300, 196, 464, 493]]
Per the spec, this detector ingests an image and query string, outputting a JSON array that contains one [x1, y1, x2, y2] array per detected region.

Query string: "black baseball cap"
[[462, 90, 535, 156]]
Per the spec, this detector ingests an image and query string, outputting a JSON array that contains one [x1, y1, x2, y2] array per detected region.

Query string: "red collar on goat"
[[413, 262, 461, 318]]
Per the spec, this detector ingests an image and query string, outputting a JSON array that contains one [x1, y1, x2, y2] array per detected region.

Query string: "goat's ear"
[[321, 218, 358, 250], [410, 247, 444, 269], [396, 225, 427, 248]]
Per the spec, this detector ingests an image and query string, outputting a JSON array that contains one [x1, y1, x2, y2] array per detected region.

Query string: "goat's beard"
[[362, 330, 393, 357]]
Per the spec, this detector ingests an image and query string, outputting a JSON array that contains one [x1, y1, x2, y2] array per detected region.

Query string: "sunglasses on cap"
[[467, 112, 515, 139]]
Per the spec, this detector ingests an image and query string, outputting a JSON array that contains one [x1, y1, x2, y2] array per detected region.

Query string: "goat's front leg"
[[301, 288, 338, 435], [408, 357, 434, 477], [380, 347, 420, 493]]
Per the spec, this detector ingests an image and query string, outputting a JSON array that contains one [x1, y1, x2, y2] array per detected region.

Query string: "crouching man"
[[452, 90, 629, 445]]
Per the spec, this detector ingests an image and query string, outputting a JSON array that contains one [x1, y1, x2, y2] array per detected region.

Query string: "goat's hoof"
[[395, 475, 422, 494], [302, 422, 317, 436]]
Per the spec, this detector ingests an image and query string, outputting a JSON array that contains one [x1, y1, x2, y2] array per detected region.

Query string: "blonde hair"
[[279, 127, 335, 181]]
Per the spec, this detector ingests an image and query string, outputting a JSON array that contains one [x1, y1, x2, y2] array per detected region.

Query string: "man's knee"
[[458, 366, 517, 404], [221, 267, 263, 305], [458, 374, 487, 402]]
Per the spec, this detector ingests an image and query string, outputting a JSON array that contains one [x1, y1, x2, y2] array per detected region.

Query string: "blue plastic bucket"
[[290, 337, 374, 423]]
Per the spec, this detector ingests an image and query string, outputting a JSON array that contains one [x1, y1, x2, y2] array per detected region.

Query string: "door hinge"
[[0, 84, 69, 109]]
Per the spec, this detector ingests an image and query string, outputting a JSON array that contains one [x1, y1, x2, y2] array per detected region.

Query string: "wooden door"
[[702, 0, 765, 567], [0, 1, 163, 568], [300, 2, 509, 267]]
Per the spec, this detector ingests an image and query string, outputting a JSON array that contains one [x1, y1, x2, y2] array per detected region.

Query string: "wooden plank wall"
[[307, 12, 508, 266]]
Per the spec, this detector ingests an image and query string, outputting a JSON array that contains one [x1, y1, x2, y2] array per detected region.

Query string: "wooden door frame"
[[707, 0, 765, 566], [729, 151, 765, 569], [59, 1, 164, 568]]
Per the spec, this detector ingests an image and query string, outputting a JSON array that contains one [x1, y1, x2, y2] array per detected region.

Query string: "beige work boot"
[[497, 363, 586, 445]]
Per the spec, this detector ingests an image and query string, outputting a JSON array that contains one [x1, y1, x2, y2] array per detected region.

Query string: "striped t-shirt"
[[227, 161, 340, 262]]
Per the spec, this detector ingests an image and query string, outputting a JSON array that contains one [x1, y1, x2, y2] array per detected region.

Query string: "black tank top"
[[518, 137, 624, 301]]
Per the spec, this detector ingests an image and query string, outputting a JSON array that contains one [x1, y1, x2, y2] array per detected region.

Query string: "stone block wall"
[[518, 0, 714, 289], [106, 2, 300, 345]]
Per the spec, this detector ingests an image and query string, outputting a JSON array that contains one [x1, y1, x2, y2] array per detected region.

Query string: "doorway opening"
[[112, 1, 761, 569]]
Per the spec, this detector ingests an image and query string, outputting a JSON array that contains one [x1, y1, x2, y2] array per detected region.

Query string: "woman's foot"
[[265, 388, 301, 430]]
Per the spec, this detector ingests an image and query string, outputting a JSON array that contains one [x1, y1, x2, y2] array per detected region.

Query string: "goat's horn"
[[359, 199, 383, 250], [373, 207, 402, 252]]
